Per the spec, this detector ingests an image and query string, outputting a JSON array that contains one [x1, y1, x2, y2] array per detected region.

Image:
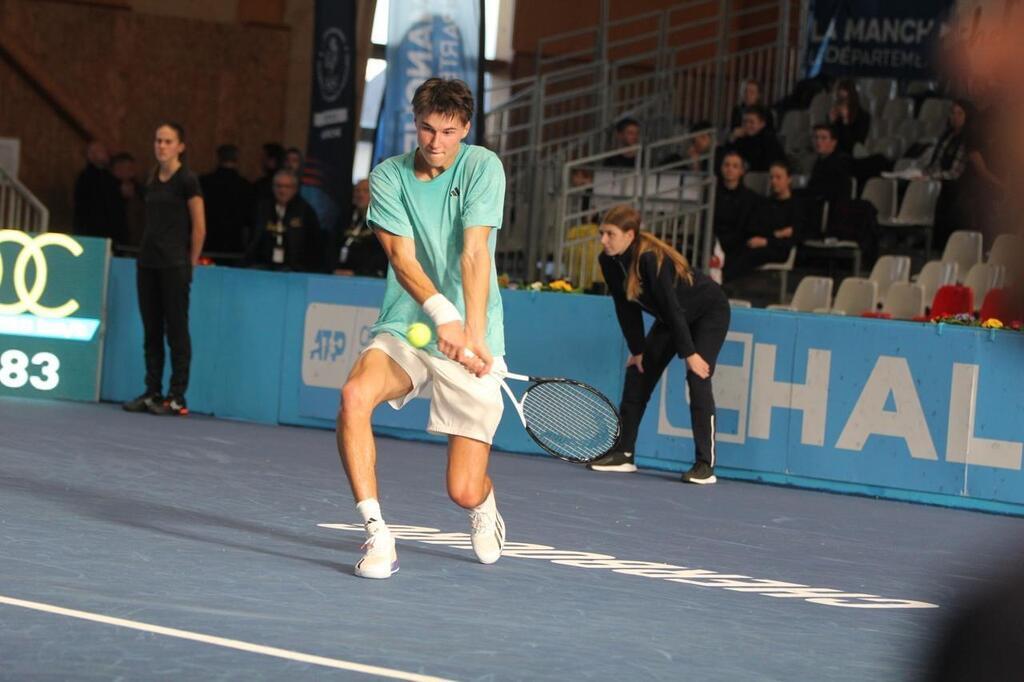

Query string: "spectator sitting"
[[828, 79, 871, 156], [657, 121, 714, 171], [200, 144, 255, 259], [713, 150, 760, 263], [284, 146, 304, 175], [732, 106, 786, 172], [335, 179, 387, 277], [927, 99, 971, 250], [807, 124, 853, 216], [729, 79, 774, 140], [723, 159, 804, 282], [73, 140, 121, 240], [110, 152, 145, 249], [252, 142, 285, 203], [603, 118, 641, 168], [246, 169, 321, 272], [567, 167, 599, 223]]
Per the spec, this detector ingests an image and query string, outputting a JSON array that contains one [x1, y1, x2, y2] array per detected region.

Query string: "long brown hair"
[[602, 204, 693, 300]]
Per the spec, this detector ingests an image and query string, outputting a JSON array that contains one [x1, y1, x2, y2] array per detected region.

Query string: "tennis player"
[[336, 78, 508, 579], [588, 205, 730, 484]]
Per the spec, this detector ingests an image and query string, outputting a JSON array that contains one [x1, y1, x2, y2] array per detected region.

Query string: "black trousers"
[[136, 265, 192, 397], [617, 301, 731, 466]]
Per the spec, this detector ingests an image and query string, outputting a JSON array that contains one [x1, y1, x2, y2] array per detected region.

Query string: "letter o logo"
[[0, 230, 82, 318]]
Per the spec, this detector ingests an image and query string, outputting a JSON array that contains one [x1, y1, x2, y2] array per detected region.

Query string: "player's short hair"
[[615, 117, 640, 133], [412, 78, 475, 124], [769, 158, 792, 175], [216, 144, 239, 164], [743, 105, 768, 124], [812, 123, 837, 140], [720, 148, 748, 170]]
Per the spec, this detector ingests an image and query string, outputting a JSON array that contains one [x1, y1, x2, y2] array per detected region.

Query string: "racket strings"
[[521, 381, 619, 462]]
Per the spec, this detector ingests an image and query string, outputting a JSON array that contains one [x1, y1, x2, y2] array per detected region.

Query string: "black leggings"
[[617, 302, 731, 466], [136, 265, 192, 397]]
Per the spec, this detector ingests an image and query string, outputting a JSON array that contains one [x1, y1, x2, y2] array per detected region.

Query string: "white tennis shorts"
[[363, 332, 506, 444]]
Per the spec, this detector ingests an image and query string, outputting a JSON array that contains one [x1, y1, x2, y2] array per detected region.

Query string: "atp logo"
[[0, 229, 82, 318]]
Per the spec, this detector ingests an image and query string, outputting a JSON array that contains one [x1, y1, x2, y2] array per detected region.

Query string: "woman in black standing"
[[123, 122, 205, 416], [588, 205, 731, 484]]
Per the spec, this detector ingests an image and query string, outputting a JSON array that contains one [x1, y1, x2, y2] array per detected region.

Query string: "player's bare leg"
[[448, 435, 504, 564], [337, 349, 412, 578]]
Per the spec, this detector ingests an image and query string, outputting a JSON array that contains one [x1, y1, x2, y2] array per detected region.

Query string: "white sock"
[[473, 488, 496, 513], [356, 498, 385, 529]]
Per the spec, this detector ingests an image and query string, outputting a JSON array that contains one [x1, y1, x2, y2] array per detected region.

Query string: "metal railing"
[[484, 0, 800, 280], [554, 129, 717, 288], [0, 167, 48, 233]]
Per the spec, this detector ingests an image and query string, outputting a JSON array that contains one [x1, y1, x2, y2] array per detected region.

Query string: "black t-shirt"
[[140, 166, 202, 267]]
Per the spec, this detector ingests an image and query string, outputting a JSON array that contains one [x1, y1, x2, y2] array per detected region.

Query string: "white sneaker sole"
[[473, 511, 505, 565], [683, 475, 717, 485], [354, 556, 399, 579], [588, 462, 637, 472]]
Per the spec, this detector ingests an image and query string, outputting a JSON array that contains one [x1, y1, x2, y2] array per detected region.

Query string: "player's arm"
[[461, 226, 493, 377], [375, 229, 473, 368], [375, 229, 438, 303], [188, 195, 206, 266]]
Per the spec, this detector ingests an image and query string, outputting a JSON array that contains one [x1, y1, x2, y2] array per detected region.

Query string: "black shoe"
[[148, 395, 189, 416], [588, 451, 637, 472], [681, 461, 716, 485], [123, 392, 162, 413]]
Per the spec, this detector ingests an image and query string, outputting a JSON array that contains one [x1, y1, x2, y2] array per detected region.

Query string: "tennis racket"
[[465, 350, 621, 463]]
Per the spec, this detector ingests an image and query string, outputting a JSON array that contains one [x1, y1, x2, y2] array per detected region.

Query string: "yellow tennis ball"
[[406, 322, 432, 348]]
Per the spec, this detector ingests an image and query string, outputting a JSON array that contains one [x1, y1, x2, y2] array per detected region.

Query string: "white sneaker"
[[469, 507, 505, 564], [354, 521, 398, 579]]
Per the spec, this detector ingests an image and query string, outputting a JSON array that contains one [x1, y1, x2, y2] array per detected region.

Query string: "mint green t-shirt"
[[366, 144, 506, 357]]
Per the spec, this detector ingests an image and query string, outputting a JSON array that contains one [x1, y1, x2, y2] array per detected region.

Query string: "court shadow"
[[0, 469, 466, 572]]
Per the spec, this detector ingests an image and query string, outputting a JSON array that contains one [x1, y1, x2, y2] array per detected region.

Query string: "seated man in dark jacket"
[[713, 149, 761, 260], [807, 124, 854, 214], [724, 159, 805, 282], [334, 179, 388, 277], [246, 169, 321, 272], [732, 106, 786, 172]]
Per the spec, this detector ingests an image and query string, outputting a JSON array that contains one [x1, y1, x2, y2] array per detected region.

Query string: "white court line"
[[0, 594, 454, 681]]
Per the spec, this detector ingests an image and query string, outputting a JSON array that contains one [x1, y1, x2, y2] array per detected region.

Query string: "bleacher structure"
[[481, 0, 802, 282], [0, 166, 48, 233]]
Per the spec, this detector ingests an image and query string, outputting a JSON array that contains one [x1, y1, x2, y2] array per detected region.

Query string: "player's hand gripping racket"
[[464, 349, 621, 463]]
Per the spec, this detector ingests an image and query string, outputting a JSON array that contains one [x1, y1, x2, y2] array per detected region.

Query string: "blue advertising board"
[[100, 262, 1024, 515]]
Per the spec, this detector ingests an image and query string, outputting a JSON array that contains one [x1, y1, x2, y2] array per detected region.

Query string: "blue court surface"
[[3, 397, 1024, 681]]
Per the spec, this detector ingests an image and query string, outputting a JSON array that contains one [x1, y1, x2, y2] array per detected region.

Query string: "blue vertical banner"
[[373, 0, 481, 166], [806, 0, 954, 79], [305, 0, 357, 260]]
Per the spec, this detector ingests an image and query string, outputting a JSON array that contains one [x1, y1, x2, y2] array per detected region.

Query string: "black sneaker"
[[148, 395, 189, 416], [681, 461, 716, 485], [123, 392, 162, 413], [588, 451, 637, 472]]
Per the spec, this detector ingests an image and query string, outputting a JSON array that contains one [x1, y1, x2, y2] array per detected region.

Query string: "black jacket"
[[598, 244, 728, 359], [808, 152, 854, 208], [247, 195, 321, 272], [200, 166, 255, 253], [713, 181, 761, 254], [73, 163, 122, 240], [733, 129, 786, 172]]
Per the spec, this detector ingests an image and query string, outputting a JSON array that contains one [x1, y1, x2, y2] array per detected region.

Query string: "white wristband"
[[422, 293, 462, 326]]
